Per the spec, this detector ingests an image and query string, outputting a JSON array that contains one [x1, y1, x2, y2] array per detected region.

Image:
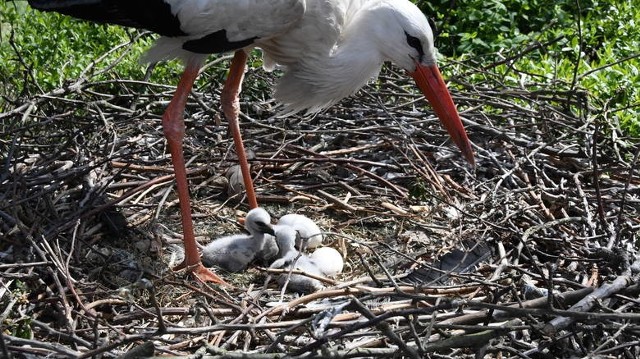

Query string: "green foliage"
[[416, 0, 639, 136], [0, 1, 181, 104], [0, 280, 33, 339], [417, 0, 585, 56]]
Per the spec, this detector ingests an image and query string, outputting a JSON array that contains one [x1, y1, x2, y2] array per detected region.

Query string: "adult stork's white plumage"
[[28, 0, 474, 284]]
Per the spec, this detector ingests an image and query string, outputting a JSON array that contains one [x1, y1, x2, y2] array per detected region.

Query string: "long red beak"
[[410, 63, 474, 166]]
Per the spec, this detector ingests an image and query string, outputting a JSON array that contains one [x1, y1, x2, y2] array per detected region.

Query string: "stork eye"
[[405, 32, 425, 62]]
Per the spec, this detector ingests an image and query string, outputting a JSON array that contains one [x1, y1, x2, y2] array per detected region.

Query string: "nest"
[[1, 49, 639, 358]]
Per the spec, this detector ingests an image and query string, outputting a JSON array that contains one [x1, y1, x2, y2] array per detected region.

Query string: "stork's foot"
[[174, 261, 229, 285]]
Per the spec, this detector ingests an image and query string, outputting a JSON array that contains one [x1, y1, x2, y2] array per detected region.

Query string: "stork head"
[[244, 208, 275, 236], [370, 0, 474, 165]]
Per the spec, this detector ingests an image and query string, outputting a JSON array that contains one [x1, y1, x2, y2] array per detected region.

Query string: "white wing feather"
[[144, 0, 305, 63], [257, 0, 385, 114], [168, 0, 305, 41]]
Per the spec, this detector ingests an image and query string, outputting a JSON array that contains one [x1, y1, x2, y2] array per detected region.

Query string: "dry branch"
[[1, 42, 639, 358]]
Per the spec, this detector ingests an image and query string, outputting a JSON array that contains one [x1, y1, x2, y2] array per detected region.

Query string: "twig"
[[543, 273, 634, 335]]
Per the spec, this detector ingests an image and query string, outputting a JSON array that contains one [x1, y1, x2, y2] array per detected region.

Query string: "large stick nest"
[[1, 43, 639, 358]]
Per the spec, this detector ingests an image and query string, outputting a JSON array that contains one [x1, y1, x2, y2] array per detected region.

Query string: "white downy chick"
[[278, 213, 324, 250], [309, 247, 344, 277], [201, 208, 275, 272], [270, 225, 325, 293], [255, 212, 324, 264]]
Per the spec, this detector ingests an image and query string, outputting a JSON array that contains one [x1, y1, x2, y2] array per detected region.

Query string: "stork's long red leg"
[[163, 59, 227, 284], [221, 50, 258, 209]]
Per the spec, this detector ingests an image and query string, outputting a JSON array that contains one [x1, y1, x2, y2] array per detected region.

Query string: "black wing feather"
[[28, 0, 186, 37]]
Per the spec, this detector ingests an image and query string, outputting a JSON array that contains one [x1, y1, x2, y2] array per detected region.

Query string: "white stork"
[[28, 0, 474, 284]]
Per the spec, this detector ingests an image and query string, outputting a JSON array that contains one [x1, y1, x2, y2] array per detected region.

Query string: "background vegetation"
[[1, 2, 638, 356], [421, 0, 639, 136], [1, 0, 638, 135]]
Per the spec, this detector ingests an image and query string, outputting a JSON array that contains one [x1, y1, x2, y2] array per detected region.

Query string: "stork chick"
[[270, 225, 343, 293], [201, 208, 275, 273], [278, 213, 324, 250]]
